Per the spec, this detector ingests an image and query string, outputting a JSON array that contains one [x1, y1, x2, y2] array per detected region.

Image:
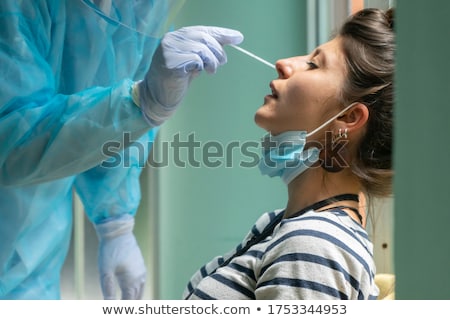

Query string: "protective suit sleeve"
[[73, 129, 156, 223], [74, 129, 156, 300], [0, 79, 151, 187], [0, 2, 153, 187]]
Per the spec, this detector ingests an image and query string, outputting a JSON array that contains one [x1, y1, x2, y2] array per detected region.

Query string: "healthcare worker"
[[0, 0, 243, 299]]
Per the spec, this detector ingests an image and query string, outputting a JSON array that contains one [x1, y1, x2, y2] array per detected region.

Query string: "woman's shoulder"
[[274, 209, 372, 254], [252, 209, 285, 231]]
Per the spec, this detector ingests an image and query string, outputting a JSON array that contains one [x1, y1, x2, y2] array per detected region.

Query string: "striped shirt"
[[183, 208, 379, 300]]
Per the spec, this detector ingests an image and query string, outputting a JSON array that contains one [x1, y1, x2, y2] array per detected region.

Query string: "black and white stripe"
[[183, 208, 378, 300]]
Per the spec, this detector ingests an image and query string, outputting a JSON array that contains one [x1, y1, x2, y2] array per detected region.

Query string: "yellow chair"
[[375, 273, 395, 299]]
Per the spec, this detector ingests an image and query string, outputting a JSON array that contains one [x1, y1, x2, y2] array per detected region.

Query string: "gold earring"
[[334, 128, 348, 142]]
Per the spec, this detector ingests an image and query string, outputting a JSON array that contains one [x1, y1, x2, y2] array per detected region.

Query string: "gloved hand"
[[134, 26, 244, 126], [94, 215, 146, 300]]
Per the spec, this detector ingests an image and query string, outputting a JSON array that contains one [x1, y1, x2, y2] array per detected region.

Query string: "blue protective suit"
[[0, 0, 184, 299]]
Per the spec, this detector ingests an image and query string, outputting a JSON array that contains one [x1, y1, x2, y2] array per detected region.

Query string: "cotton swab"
[[229, 44, 276, 70]]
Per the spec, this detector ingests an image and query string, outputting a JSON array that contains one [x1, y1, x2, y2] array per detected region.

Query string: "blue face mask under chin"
[[258, 102, 357, 184]]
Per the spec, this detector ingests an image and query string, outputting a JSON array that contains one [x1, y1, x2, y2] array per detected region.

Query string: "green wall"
[[146, 0, 450, 300], [154, 0, 307, 299], [394, 0, 450, 299]]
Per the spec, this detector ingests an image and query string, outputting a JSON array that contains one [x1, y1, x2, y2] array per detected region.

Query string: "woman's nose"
[[277, 56, 307, 78], [275, 58, 293, 79]]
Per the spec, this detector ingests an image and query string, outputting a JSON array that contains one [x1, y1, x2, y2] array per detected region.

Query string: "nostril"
[[275, 60, 292, 79], [276, 67, 285, 79]]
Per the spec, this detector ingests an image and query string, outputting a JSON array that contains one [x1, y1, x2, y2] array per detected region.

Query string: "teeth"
[[269, 82, 278, 98]]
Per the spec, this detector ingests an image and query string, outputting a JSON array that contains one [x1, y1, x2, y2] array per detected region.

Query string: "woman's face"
[[255, 37, 347, 137]]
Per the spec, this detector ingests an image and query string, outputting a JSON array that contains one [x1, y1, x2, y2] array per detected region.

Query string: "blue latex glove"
[[94, 215, 146, 300], [134, 26, 244, 126]]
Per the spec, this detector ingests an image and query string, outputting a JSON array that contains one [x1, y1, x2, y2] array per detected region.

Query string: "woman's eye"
[[306, 61, 318, 69]]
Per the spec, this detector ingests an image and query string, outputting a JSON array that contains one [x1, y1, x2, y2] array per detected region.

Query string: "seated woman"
[[184, 7, 395, 300]]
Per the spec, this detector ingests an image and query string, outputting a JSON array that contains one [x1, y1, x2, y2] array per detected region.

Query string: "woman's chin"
[[254, 109, 268, 129], [254, 103, 281, 132]]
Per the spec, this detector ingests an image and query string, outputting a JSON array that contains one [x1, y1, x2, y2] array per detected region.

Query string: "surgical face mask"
[[258, 102, 357, 184]]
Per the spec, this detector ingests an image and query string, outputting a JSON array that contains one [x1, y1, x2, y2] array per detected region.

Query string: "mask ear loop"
[[305, 102, 358, 138]]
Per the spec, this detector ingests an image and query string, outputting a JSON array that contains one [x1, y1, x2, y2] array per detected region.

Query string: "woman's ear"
[[336, 102, 369, 134]]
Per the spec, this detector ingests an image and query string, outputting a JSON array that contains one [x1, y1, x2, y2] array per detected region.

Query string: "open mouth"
[[269, 82, 278, 99]]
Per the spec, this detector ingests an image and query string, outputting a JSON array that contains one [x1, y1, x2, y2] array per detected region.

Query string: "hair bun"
[[386, 8, 395, 29]]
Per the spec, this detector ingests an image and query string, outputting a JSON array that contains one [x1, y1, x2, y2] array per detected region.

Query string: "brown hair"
[[338, 8, 395, 197]]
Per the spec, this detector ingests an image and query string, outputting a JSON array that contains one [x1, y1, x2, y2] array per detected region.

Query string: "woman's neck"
[[284, 167, 366, 225]]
